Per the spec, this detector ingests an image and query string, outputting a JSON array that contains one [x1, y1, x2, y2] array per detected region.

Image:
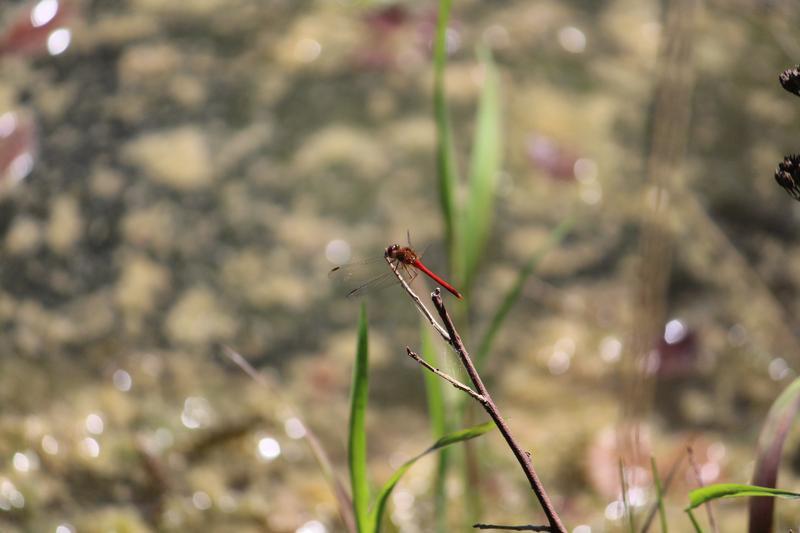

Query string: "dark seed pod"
[[775, 154, 800, 200], [779, 66, 800, 97]]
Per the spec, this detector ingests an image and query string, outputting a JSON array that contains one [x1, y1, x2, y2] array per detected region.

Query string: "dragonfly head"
[[384, 244, 400, 259]]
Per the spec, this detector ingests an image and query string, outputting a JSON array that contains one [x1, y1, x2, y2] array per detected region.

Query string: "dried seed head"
[[775, 154, 800, 200], [779, 66, 800, 97]]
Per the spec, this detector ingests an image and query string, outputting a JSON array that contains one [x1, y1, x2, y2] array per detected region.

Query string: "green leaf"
[[461, 45, 501, 291], [420, 323, 451, 533], [429, 420, 493, 450], [475, 217, 574, 370], [369, 422, 494, 533], [349, 304, 370, 531], [687, 483, 800, 510], [651, 456, 668, 533], [433, 0, 460, 272]]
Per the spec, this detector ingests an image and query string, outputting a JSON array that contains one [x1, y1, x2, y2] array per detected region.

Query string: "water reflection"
[[549, 337, 575, 375], [599, 336, 622, 363], [153, 427, 174, 450], [294, 38, 322, 63], [41, 434, 59, 455], [284, 417, 306, 439], [181, 396, 213, 429], [46, 27, 70, 55], [80, 437, 100, 458], [31, 0, 59, 28], [325, 239, 351, 265], [0, 111, 37, 191], [257, 436, 281, 461], [296, 520, 327, 533], [12, 450, 38, 472], [604, 499, 624, 521], [112, 369, 132, 392], [557, 26, 586, 53], [85, 413, 104, 434], [548, 349, 571, 375], [192, 490, 212, 510], [0, 479, 25, 509], [768, 357, 790, 380], [664, 318, 687, 345]]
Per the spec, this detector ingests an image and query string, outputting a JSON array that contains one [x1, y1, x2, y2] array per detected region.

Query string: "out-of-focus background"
[[2, 0, 800, 531]]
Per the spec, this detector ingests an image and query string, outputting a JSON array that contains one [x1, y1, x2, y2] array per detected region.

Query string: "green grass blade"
[[650, 456, 668, 533], [620, 459, 635, 533], [461, 45, 501, 290], [686, 509, 704, 533], [369, 422, 494, 533], [687, 483, 800, 510], [475, 217, 573, 370], [349, 304, 370, 531], [421, 324, 449, 440], [433, 0, 460, 270], [420, 323, 450, 533]]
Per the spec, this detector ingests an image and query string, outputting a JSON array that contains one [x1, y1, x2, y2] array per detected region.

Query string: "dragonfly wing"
[[328, 256, 388, 280], [344, 271, 402, 298], [331, 258, 421, 298]]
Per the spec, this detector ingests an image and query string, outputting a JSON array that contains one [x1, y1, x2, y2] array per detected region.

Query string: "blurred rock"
[[123, 127, 214, 191], [165, 287, 236, 346], [46, 195, 83, 254]]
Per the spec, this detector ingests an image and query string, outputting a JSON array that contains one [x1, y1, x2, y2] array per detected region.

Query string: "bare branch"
[[386, 256, 450, 342], [429, 289, 568, 533], [406, 347, 485, 403]]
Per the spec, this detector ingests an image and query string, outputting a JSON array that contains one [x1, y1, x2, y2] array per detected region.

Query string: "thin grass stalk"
[[650, 456, 668, 533]]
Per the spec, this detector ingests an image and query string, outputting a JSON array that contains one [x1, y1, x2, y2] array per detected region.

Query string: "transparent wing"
[[328, 256, 387, 280], [330, 261, 418, 298]]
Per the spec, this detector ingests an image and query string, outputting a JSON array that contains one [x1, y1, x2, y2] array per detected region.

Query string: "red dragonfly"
[[330, 244, 463, 299]]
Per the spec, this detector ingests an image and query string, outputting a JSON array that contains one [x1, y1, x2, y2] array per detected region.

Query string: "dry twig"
[[393, 257, 567, 533], [428, 289, 567, 533], [386, 256, 450, 342], [406, 347, 484, 403]]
